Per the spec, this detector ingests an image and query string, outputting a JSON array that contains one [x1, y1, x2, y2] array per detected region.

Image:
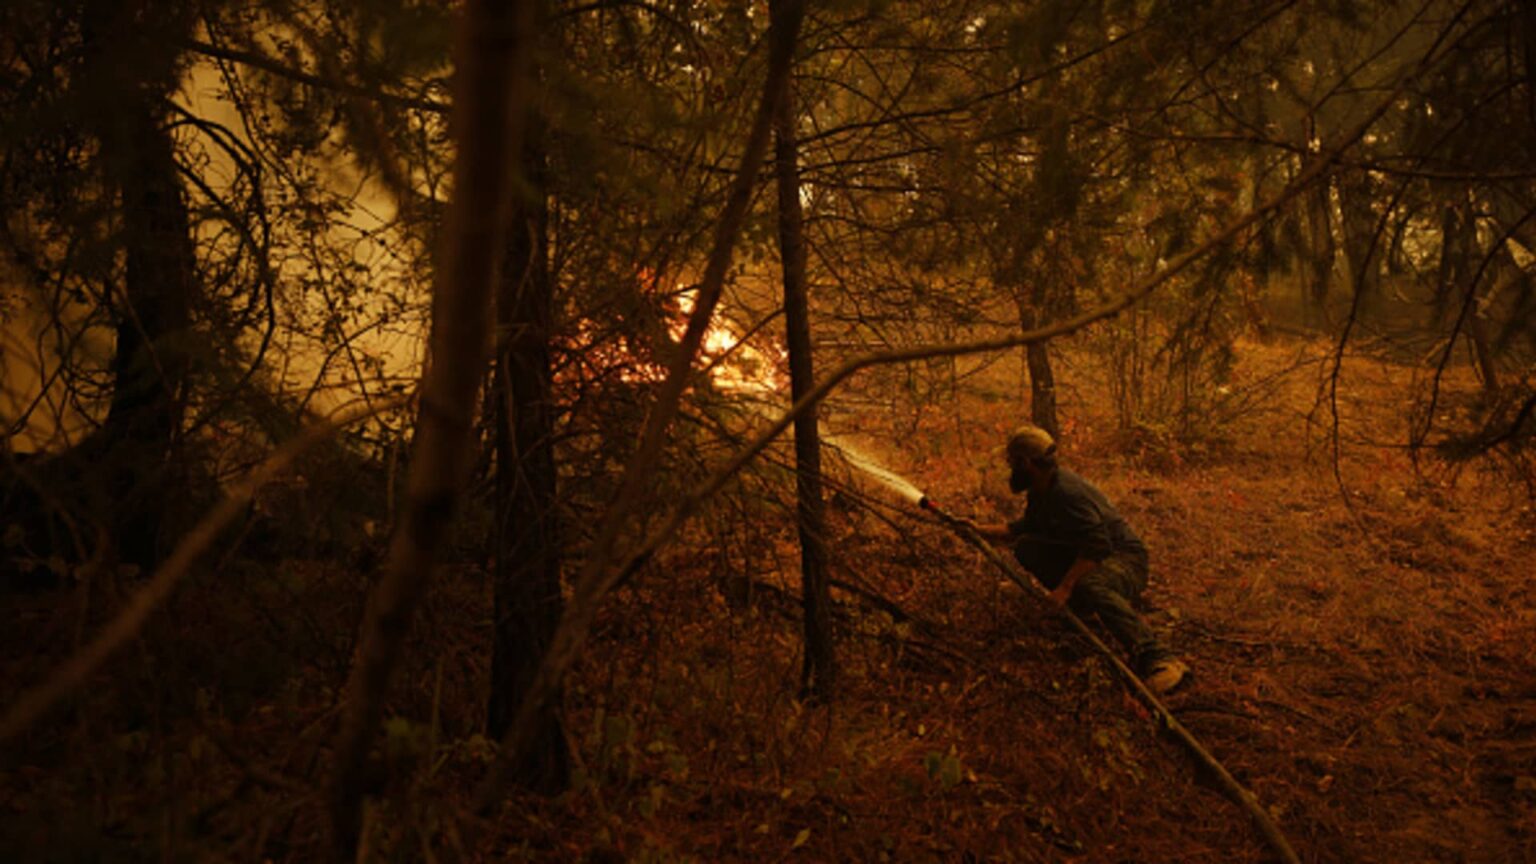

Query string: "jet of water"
[[825, 436, 927, 506]]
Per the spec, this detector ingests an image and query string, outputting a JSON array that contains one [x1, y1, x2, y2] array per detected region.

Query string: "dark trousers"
[[1016, 547, 1171, 673]]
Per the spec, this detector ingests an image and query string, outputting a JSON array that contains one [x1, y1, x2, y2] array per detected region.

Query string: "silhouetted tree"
[[772, 0, 833, 701], [487, 39, 570, 789]]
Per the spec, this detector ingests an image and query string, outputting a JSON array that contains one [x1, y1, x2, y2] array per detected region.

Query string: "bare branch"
[[180, 36, 448, 115]]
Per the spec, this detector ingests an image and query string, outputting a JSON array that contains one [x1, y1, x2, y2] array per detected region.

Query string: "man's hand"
[[1050, 557, 1098, 607], [964, 521, 1014, 544]]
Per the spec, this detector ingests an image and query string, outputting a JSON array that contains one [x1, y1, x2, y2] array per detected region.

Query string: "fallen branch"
[[919, 499, 1302, 864], [743, 576, 974, 673], [829, 575, 927, 629]]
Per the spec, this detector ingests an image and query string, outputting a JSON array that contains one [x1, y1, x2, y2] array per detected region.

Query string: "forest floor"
[[3, 333, 1535, 862]]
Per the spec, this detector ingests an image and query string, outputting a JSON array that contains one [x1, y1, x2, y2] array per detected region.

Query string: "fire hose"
[[917, 495, 1302, 864]]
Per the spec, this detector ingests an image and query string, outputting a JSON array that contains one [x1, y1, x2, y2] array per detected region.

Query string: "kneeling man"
[[973, 424, 1188, 694]]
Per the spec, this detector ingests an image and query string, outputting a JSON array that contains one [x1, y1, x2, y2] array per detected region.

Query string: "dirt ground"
[[848, 335, 1536, 863], [3, 334, 1534, 862], [503, 333, 1536, 862]]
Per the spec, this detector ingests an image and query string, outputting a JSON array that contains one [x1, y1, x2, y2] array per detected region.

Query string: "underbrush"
[[3, 335, 1534, 862]]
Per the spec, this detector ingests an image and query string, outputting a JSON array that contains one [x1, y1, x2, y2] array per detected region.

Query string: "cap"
[[1006, 424, 1056, 464]]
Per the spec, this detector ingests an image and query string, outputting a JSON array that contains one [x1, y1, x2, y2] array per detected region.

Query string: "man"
[[971, 424, 1189, 694]]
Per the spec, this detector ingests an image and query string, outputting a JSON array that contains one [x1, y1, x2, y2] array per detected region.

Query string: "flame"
[[671, 286, 788, 396], [559, 274, 788, 396]]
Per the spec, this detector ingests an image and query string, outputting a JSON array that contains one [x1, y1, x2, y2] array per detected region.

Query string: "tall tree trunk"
[[772, 32, 834, 702], [98, 99, 194, 572], [1467, 311, 1501, 393], [80, 1, 195, 572], [1522, 0, 1536, 134], [1303, 177, 1336, 327], [1337, 174, 1381, 318], [1012, 292, 1060, 438], [1434, 200, 1471, 322], [1438, 199, 1501, 393], [1008, 89, 1073, 438], [488, 113, 570, 790], [330, 0, 532, 856], [472, 0, 806, 817], [1025, 340, 1059, 439]]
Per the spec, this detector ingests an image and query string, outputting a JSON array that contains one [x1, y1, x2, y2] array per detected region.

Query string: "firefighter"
[[971, 424, 1189, 694]]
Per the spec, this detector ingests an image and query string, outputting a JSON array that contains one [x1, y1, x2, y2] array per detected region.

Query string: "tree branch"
[[180, 36, 448, 115]]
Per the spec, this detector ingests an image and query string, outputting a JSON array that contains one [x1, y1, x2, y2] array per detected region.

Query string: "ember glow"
[[670, 286, 788, 396]]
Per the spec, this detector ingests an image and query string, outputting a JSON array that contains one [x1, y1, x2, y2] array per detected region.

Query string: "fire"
[[670, 286, 788, 396], [558, 273, 789, 396]]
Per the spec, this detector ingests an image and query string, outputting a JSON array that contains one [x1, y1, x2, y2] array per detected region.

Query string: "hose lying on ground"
[[918, 496, 1302, 864]]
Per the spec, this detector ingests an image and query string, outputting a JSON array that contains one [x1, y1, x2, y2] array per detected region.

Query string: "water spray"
[[826, 436, 927, 506], [826, 437, 961, 526]]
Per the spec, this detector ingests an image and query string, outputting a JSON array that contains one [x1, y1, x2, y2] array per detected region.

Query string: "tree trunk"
[[772, 30, 834, 702], [472, 0, 804, 816], [488, 114, 570, 790], [98, 99, 194, 572], [76, 1, 196, 573], [1438, 199, 1501, 393], [1467, 313, 1501, 393], [1303, 177, 1336, 327], [330, 0, 533, 855], [1009, 89, 1072, 438], [1012, 291, 1060, 439], [1434, 201, 1470, 322], [1522, 0, 1536, 134], [1337, 174, 1381, 318], [1026, 341, 1059, 439]]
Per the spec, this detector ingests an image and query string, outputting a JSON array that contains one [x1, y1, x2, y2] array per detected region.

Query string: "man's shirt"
[[1007, 467, 1147, 587]]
